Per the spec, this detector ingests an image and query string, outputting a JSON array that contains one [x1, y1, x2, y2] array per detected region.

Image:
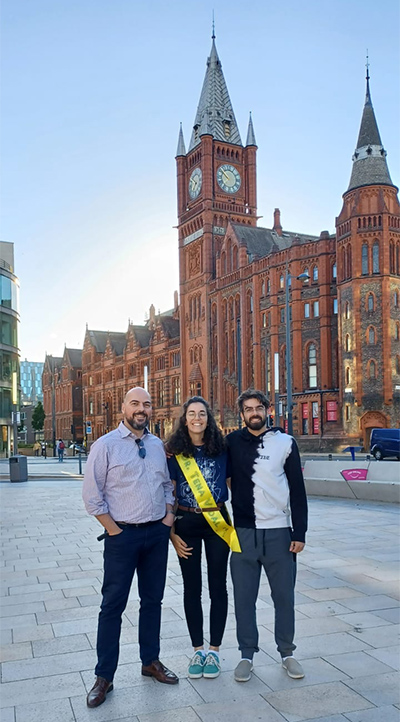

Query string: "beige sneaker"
[[282, 657, 304, 679], [234, 659, 253, 682]]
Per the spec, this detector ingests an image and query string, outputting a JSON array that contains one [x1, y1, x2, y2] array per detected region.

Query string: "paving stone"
[[364, 646, 400, 671], [295, 601, 351, 619], [193, 696, 286, 721], [349, 624, 400, 648], [0, 708, 15, 722], [0, 643, 33, 662], [9, 583, 50, 595], [63, 585, 100, 597], [0, 602, 45, 618], [345, 705, 400, 722], [335, 612, 393, 629], [43, 597, 81, 611], [138, 706, 202, 722], [15, 697, 75, 722], [264, 681, 373, 721], [32, 633, 92, 657], [373, 608, 400, 624], [0, 590, 65, 606], [345, 672, 400, 706], [0, 614, 37, 630], [323, 651, 394, 677], [186, 669, 271, 703], [12, 624, 54, 643], [70, 678, 204, 722], [35, 604, 100, 625], [254, 657, 349, 691], [0, 629, 12, 644], [338, 596, 399, 613], [0, 672, 85, 708]]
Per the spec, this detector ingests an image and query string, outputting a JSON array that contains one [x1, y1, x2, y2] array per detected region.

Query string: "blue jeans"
[[95, 520, 170, 680], [58, 450, 64, 462]]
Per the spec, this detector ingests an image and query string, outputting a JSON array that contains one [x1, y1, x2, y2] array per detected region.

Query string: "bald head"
[[122, 387, 152, 436]]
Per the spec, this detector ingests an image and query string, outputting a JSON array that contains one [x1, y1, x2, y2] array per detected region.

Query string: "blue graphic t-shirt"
[[167, 447, 228, 508]]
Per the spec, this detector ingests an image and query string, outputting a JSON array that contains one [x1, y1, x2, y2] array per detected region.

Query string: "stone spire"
[[176, 123, 186, 157], [347, 64, 393, 191], [245, 112, 257, 146], [188, 36, 242, 152]]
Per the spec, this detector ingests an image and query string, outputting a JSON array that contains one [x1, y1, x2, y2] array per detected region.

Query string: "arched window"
[[369, 360, 376, 379], [279, 275, 284, 289], [303, 267, 309, 282], [372, 241, 380, 273], [345, 334, 350, 352], [395, 322, 400, 341], [345, 302, 350, 319], [332, 263, 337, 280], [308, 344, 317, 388], [395, 291, 399, 309], [367, 294, 374, 312], [232, 245, 238, 269], [221, 251, 226, 275], [312, 265, 318, 281], [368, 327, 376, 345], [347, 246, 352, 277], [345, 366, 350, 386], [396, 356, 400, 375], [362, 244, 369, 275], [261, 280, 265, 297]]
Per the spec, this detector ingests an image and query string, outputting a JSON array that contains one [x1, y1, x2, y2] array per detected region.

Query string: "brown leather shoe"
[[86, 676, 114, 707], [141, 660, 179, 685]]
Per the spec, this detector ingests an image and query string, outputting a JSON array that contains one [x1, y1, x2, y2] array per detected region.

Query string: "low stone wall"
[[303, 460, 400, 503]]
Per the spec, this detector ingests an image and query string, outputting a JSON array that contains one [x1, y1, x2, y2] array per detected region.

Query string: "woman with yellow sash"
[[166, 396, 237, 680]]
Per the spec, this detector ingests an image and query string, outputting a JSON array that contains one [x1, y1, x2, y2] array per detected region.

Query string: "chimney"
[[273, 208, 283, 236], [149, 304, 156, 329]]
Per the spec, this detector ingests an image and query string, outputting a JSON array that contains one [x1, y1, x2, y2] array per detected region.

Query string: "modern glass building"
[[20, 360, 44, 404], [0, 242, 20, 456]]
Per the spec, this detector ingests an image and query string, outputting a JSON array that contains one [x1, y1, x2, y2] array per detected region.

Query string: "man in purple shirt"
[[82, 387, 178, 708]]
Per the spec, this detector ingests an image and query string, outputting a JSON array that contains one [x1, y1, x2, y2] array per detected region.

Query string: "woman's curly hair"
[[166, 396, 225, 458]]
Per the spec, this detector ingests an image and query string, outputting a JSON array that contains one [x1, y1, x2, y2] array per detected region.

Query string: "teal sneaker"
[[188, 652, 205, 679], [203, 652, 221, 679]]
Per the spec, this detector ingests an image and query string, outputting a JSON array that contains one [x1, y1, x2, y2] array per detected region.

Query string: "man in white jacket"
[[227, 389, 308, 683]]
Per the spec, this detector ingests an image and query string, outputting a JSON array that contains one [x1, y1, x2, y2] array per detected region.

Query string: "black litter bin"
[[9, 455, 28, 482]]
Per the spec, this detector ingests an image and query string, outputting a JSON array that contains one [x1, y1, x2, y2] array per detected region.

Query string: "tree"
[[32, 401, 45, 433]]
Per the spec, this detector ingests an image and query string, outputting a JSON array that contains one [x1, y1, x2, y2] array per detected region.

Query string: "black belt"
[[116, 518, 164, 528], [177, 504, 224, 514]]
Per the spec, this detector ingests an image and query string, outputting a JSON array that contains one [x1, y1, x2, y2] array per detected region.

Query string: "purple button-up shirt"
[[82, 422, 174, 523]]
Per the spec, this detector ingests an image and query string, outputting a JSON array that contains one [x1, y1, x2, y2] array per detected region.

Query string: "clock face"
[[188, 167, 202, 199], [217, 164, 241, 194]]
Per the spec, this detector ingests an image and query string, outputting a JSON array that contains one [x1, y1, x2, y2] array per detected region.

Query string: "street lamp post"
[[285, 267, 309, 435]]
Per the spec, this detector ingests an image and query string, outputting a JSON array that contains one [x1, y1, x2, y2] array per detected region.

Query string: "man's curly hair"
[[166, 396, 225, 458]]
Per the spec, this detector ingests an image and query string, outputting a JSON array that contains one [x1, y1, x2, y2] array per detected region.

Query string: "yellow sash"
[[176, 454, 241, 552]]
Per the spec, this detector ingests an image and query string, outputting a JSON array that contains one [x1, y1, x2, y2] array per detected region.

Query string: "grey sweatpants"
[[230, 526, 297, 660]]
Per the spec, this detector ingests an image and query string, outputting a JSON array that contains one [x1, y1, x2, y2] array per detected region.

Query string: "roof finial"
[[366, 49, 370, 82], [212, 10, 215, 40], [365, 49, 371, 104]]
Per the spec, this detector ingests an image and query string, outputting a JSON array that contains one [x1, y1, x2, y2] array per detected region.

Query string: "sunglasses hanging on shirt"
[[135, 438, 147, 459]]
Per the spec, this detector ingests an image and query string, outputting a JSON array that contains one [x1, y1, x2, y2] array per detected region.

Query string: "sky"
[[1, 0, 399, 362]]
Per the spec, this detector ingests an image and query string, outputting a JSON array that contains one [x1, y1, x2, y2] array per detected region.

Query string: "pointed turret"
[[188, 36, 242, 151], [347, 67, 393, 191], [246, 112, 257, 147], [176, 123, 186, 157]]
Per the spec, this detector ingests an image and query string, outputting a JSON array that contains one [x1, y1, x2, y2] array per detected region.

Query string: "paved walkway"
[[1, 478, 399, 722]]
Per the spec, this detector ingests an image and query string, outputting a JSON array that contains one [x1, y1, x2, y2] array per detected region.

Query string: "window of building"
[[303, 268, 309, 282], [395, 291, 399, 309], [308, 344, 317, 388], [345, 366, 351, 386], [89, 398, 93, 414], [368, 327, 376, 345], [362, 244, 369, 275], [326, 401, 338, 421], [304, 303, 310, 318], [267, 278, 271, 294], [172, 377, 181, 405], [312, 401, 319, 435], [395, 323, 400, 341], [171, 351, 180, 367], [345, 334, 350, 352], [262, 312, 267, 328], [261, 280, 265, 297], [367, 294, 374, 312], [313, 301, 319, 317], [302, 403, 309, 435], [396, 356, 400, 374], [279, 275, 284, 289], [280, 308, 285, 323], [369, 360, 376, 379], [345, 302, 350, 319], [312, 265, 318, 281], [372, 241, 380, 273], [156, 355, 166, 371], [332, 263, 337, 280], [333, 298, 338, 314], [128, 363, 136, 377], [345, 404, 350, 421], [156, 380, 165, 406]]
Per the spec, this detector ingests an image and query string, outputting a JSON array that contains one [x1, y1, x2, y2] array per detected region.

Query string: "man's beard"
[[244, 415, 266, 431], [125, 412, 149, 430]]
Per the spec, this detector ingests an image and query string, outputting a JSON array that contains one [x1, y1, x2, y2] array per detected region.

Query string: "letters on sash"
[[176, 454, 241, 552]]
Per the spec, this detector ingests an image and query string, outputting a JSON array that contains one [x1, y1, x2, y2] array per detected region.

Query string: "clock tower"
[[176, 34, 258, 401]]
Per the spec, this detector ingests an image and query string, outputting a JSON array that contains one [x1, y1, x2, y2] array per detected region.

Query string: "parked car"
[[370, 428, 400, 460]]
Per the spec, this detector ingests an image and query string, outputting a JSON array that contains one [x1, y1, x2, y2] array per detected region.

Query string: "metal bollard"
[[78, 452, 82, 475], [328, 454, 332, 461]]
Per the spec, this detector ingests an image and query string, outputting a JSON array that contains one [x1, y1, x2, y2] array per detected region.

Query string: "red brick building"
[[43, 40, 399, 452], [175, 40, 399, 449], [43, 348, 83, 447]]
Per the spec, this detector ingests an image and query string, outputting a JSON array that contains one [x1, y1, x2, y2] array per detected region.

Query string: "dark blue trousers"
[[95, 520, 170, 680]]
